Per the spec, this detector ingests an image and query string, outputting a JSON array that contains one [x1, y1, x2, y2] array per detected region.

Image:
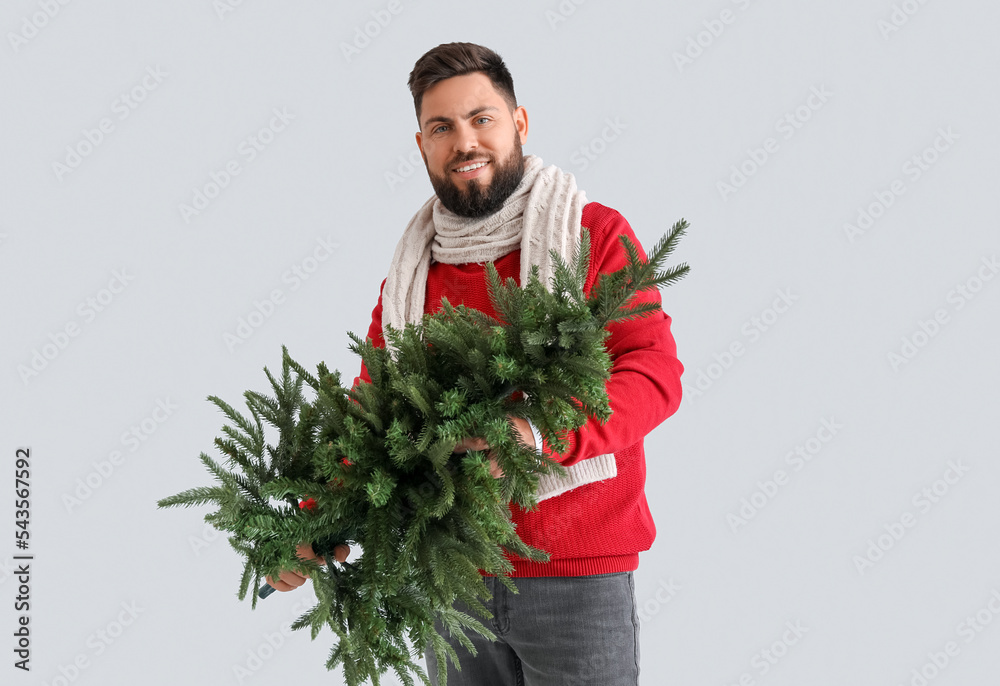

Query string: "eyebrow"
[[422, 105, 499, 131]]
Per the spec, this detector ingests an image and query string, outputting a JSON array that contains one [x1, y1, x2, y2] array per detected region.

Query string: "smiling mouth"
[[453, 160, 490, 174]]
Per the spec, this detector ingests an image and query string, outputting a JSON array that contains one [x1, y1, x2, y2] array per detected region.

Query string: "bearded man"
[[268, 41, 684, 686]]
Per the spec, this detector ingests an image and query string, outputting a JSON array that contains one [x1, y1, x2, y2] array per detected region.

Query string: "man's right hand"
[[265, 542, 351, 592], [453, 436, 505, 478]]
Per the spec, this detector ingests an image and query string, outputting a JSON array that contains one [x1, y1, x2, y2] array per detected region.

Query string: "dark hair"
[[407, 42, 517, 128]]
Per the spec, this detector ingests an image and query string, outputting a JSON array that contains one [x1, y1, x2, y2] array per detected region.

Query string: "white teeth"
[[455, 161, 487, 172]]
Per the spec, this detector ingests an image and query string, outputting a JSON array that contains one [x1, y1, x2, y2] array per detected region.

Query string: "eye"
[[476, 117, 490, 124], [433, 125, 448, 134]]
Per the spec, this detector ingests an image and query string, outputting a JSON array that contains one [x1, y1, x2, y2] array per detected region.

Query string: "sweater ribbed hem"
[[481, 553, 639, 578]]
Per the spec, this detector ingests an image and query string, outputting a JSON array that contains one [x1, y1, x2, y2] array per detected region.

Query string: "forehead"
[[420, 72, 505, 127]]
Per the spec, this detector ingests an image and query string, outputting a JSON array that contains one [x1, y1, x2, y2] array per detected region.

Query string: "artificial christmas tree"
[[158, 219, 689, 686]]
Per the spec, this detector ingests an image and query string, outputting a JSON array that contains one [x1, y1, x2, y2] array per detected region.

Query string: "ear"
[[513, 105, 528, 144], [415, 130, 423, 155]]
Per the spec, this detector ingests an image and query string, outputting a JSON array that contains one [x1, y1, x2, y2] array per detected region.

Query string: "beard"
[[425, 131, 525, 219]]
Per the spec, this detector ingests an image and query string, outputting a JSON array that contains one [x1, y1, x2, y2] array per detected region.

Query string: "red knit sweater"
[[352, 201, 684, 577]]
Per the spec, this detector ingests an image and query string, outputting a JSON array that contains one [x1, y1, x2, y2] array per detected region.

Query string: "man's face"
[[415, 71, 529, 218]]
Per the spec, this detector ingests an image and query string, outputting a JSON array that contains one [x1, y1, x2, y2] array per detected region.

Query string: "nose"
[[452, 120, 479, 154]]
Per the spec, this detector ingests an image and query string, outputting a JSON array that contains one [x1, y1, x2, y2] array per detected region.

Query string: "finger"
[[295, 542, 318, 561], [293, 542, 330, 567], [488, 456, 504, 479], [265, 575, 295, 592], [333, 544, 350, 563], [455, 437, 489, 454], [277, 570, 307, 588]]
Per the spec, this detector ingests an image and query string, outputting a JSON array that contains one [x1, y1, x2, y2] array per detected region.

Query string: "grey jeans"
[[424, 571, 641, 686]]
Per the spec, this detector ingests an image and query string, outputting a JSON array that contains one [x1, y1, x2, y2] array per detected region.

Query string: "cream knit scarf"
[[381, 153, 617, 501]]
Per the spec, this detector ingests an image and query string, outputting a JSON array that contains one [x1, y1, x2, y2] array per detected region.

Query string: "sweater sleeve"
[[538, 207, 684, 467], [351, 277, 387, 391]]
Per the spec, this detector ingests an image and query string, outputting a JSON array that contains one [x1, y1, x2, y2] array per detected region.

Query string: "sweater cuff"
[[525, 418, 543, 455]]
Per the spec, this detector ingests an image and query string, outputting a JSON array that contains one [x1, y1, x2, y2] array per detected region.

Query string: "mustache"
[[450, 155, 492, 167]]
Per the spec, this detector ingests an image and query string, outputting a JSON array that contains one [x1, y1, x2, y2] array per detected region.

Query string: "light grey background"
[[2, 1, 999, 684]]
